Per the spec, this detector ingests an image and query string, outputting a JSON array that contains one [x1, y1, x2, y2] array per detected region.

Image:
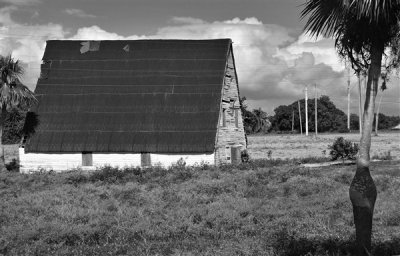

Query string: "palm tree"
[[0, 54, 36, 172], [301, 1, 400, 255], [252, 108, 271, 133]]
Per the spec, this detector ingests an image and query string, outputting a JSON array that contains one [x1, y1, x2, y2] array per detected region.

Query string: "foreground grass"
[[0, 161, 399, 256]]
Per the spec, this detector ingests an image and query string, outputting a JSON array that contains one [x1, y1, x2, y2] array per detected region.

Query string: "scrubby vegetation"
[[328, 137, 359, 161], [0, 161, 399, 255]]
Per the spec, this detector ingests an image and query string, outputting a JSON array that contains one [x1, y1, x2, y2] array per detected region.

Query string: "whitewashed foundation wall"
[[19, 148, 214, 172]]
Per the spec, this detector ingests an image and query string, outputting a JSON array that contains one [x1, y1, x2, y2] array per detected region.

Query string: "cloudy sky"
[[0, 0, 399, 115]]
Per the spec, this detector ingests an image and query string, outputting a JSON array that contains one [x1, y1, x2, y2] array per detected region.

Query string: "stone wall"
[[214, 48, 246, 165]]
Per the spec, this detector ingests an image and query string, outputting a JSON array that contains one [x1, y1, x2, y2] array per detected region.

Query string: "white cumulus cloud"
[[64, 8, 96, 18], [0, 6, 65, 87], [170, 16, 205, 25]]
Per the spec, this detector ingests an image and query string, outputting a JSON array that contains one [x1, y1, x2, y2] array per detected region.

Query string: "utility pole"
[[347, 66, 351, 131], [298, 100, 303, 135], [291, 107, 294, 132], [315, 84, 318, 137], [305, 85, 309, 136]]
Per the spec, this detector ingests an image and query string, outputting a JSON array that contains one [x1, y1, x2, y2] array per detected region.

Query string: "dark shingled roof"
[[25, 39, 232, 153]]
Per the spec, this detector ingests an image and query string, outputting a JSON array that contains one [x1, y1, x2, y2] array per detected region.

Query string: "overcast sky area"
[[0, 0, 399, 115]]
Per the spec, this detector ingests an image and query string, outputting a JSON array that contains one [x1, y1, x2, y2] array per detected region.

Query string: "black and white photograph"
[[0, 0, 399, 255]]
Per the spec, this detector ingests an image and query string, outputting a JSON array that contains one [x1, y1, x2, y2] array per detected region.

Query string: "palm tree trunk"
[[349, 43, 382, 256], [374, 92, 383, 136], [0, 107, 6, 172], [358, 75, 363, 135]]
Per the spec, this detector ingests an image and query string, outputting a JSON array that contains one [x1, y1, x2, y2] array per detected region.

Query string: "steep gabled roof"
[[25, 39, 231, 153]]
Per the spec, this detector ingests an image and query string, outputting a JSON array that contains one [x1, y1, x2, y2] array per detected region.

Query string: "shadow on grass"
[[267, 228, 400, 256], [8, 232, 398, 256], [4, 226, 399, 256]]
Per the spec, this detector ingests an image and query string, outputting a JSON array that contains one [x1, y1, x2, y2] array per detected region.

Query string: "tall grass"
[[0, 161, 399, 255]]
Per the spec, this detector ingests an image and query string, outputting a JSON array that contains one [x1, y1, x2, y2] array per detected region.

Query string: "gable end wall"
[[214, 47, 246, 165]]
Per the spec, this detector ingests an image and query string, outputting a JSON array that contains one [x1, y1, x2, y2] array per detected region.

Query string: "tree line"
[[241, 95, 400, 134]]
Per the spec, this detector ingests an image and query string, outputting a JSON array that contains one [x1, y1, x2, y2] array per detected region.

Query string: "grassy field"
[[247, 131, 400, 160], [0, 160, 399, 255]]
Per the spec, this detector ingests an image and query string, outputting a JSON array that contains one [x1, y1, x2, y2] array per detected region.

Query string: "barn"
[[21, 39, 246, 171]]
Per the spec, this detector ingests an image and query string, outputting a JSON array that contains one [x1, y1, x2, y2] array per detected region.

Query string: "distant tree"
[[271, 95, 348, 133], [373, 113, 400, 130], [0, 54, 36, 171], [271, 105, 292, 131], [240, 97, 255, 134], [374, 75, 388, 136], [252, 108, 271, 133], [350, 113, 360, 131], [240, 97, 271, 134], [339, 112, 398, 132]]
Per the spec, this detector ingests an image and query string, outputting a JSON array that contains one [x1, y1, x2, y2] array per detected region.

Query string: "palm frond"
[[350, 0, 400, 23], [0, 80, 37, 111], [302, 0, 400, 72], [301, 0, 347, 38], [0, 54, 35, 111], [301, 0, 400, 38], [0, 54, 24, 84]]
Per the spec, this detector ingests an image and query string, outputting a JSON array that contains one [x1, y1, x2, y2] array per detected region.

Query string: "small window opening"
[[222, 109, 226, 127]]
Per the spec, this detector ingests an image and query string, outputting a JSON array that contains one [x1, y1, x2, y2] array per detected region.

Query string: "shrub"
[[6, 159, 19, 172], [170, 157, 187, 170], [328, 137, 359, 161], [89, 166, 126, 183], [65, 171, 88, 185], [241, 150, 250, 163]]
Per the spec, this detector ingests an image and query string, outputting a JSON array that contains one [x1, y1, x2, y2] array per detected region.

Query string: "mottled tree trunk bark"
[[374, 93, 383, 136], [358, 75, 363, 135], [349, 43, 382, 256], [0, 106, 6, 172]]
